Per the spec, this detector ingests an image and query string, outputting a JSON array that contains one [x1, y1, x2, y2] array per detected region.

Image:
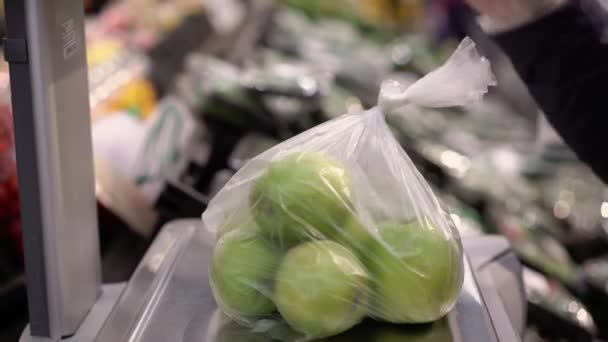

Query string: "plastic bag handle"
[[378, 37, 496, 112]]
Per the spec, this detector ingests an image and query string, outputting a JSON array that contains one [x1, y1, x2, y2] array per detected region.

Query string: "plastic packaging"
[[202, 37, 495, 340]]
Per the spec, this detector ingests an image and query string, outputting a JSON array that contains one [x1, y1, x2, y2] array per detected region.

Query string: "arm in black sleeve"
[[492, 4, 608, 183]]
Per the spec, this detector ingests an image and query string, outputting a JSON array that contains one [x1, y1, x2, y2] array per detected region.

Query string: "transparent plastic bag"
[[202, 38, 495, 340]]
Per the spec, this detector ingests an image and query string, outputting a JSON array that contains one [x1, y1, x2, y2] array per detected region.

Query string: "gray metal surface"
[[20, 284, 125, 342], [95, 220, 522, 342], [6, 0, 100, 339], [448, 256, 497, 342], [465, 236, 526, 336], [95, 220, 215, 342], [4, 0, 50, 337]]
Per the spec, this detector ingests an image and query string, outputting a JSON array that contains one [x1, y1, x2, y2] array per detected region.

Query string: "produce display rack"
[[5, 1, 527, 341]]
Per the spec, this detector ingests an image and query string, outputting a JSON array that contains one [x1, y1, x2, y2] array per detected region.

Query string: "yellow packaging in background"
[[106, 78, 157, 119], [359, 0, 424, 31], [280, 0, 425, 32]]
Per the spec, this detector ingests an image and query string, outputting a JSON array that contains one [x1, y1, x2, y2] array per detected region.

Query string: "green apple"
[[209, 231, 280, 317], [364, 220, 463, 323], [336, 217, 377, 254], [250, 151, 354, 247], [275, 241, 368, 338]]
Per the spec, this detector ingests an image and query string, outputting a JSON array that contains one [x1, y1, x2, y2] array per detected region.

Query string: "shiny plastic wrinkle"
[[203, 37, 495, 341]]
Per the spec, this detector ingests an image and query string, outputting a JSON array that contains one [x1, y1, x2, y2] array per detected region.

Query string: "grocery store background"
[[2, 0, 608, 341]]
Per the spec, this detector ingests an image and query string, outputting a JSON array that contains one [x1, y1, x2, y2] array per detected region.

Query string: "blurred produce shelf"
[[3, 0, 608, 341]]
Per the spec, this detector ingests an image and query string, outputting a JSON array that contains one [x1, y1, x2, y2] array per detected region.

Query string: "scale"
[[4, 1, 525, 341]]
